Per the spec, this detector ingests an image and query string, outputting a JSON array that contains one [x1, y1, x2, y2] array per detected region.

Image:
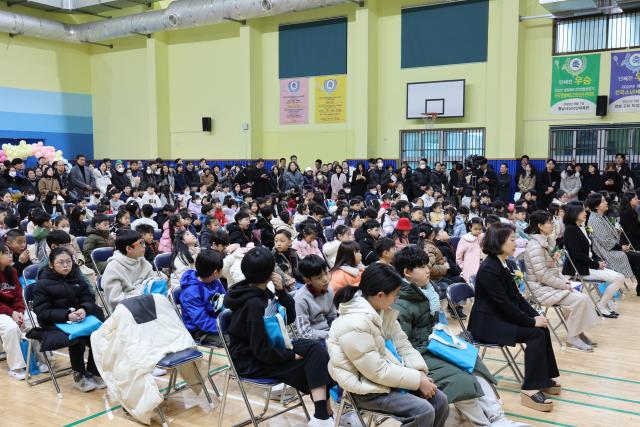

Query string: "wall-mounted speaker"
[[202, 117, 213, 132], [596, 96, 608, 117]]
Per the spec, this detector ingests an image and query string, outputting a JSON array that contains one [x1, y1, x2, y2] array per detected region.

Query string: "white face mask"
[[146, 168, 152, 174], [26, 195, 35, 202], [116, 167, 124, 173], [377, 162, 384, 168], [61, 227, 71, 234], [419, 164, 426, 170], [345, 189, 351, 194], [370, 190, 377, 195], [8, 171, 16, 177], [126, 173, 132, 178], [155, 170, 161, 175]]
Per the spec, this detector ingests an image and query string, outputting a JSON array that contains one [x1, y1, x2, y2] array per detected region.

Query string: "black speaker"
[[202, 117, 212, 132], [596, 96, 608, 117]]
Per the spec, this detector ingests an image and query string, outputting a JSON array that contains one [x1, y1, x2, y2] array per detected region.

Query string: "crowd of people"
[[0, 151, 638, 427]]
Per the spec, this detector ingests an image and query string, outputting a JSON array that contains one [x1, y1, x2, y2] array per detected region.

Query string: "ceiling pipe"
[[0, 0, 352, 44]]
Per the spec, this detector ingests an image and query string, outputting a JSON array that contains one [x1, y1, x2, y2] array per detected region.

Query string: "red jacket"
[[213, 208, 227, 226], [0, 268, 25, 316]]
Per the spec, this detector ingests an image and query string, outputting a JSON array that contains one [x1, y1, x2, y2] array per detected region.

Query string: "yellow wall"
[[8, 0, 640, 162]]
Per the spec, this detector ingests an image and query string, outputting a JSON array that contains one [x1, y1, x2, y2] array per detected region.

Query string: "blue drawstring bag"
[[55, 315, 103, 340], [20, 339, 40, 375], [385, 338, 408, 394], [427, 324, 478, 374], [597, 282, 620, 300], [263, 300, 292, 350], [142, 277, 168, 296]]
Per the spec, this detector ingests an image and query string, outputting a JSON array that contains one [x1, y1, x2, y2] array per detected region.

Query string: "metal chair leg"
[[297, 389, 310, 421], [156, 407, 169, 427], [192, 362, 213, 405], [217, 371, 231, 427]]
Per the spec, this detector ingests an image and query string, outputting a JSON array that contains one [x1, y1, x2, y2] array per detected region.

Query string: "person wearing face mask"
[[17, 190, 41, 219], [111, 160, 130, 191], [139, 163, 160, 191], [412, 158, 432, 198], [368, 158, 391, 193], [559, 164, 581, 203]]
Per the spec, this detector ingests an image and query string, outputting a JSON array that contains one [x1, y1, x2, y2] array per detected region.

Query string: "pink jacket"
[[291, 238, 323, 259], [159, 221, 185, 253], [456, 232, 483, 281]]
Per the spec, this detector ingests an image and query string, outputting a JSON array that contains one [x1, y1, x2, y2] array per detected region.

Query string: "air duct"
[[0, 0, 351, 44]]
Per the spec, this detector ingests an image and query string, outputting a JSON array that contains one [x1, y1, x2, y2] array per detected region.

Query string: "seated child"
[[357, 220, 382, 266], [33, 247, 106, 392], [180, 250, 227, 347], [273, 229, 303, 291], [327, 263, 449, 427], [28, 209, 53, 264], [135, 224, 159, 264], [170, 231, 200, 290], [83, 214, 114, 273], [322, 225, 352, 269], [223, 247, 337, 426], [294, 255, 337, 340], [6, 229, 32, 277], [374, 237, 397, 265], [291, 227, 323, 259], [329, 241, 364, 293], [101, 229, 155, 312], [199, 216, 220, 250], [393, 246, 527, 427]]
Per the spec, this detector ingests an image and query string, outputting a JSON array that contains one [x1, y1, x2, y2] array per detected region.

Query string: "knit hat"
[[395, 217, 413, 231], [115, 160, 123, 166]]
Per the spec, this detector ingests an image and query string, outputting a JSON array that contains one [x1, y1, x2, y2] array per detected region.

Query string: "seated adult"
[[180, 249, 227, 347], [590, 193, 640, 290], [562, 202, 625, 318], [468, 223, 560, 413], [523, 211, 599, 351], [102, 229, 155, 312], [619, 191, 640, 295]]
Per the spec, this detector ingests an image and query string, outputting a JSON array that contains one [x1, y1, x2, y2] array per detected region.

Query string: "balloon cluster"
[[0, 140, 65, 163]]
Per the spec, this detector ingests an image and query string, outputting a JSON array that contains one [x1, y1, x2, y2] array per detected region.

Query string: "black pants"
[[192, 330, 228, 348], [625, 251, 640, 282], [515, 326, 559, 390], [69, 336, 99, 376], [243, 339, 335, 394]]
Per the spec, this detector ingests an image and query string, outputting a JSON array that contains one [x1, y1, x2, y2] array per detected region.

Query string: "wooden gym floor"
[[1, 295, 639, 427]]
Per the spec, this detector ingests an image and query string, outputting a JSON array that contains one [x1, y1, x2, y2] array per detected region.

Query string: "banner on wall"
[[280, 78, 309, 125], [610, 51, 640, 113], [550, 54, 600, 114], [315, 75, 346, 123]]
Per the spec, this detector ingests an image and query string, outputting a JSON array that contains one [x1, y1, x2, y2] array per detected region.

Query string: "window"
[[401, 0, 488, 68], [400, 128, 485, 169], [279, 17, 348, 78], [554, 11, 640, 54], [549, 124, 640, 171]]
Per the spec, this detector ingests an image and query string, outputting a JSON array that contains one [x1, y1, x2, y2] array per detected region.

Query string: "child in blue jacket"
[[179, 249, 227, 347]]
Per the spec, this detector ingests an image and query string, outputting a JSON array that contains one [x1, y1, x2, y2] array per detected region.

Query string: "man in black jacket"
[[497, 163, 512, 203], [429, 162, 448, 195], [368, 158, 391, 192], [475, 159, 498, 200], [247, 159, 271, 198], [412, 158, 432, 197], [536, 159, 561, 209]]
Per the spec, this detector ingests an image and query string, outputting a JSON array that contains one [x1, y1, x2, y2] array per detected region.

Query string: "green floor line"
[[485, 356, 640, 385], [63, 365, 229, 427], [504, 412, 576, 427], [497, 375, 640, 406], [497, 387, 640, 417]]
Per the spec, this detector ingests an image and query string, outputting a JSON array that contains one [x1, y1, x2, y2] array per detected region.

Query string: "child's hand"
[[18, 250, 30, 263], [271, 273, 283, 291], [294, 354, 304, 360], [11, 311, 24, 327]]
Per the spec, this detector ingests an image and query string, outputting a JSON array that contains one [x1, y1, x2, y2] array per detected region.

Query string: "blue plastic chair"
[[153, 207, 163, 214], [26, 234, 35, 245], [324, 228, 335, 242], [446, 283, 524, 385], [75, 236, 86, 252], [321, 217, 332, 227], [20, 219, 28, 231], [216, 310, 310, 427], [154, 253, 172, 272], [170, 286, 223, 398], [450, 236, 461, 252], [153, 229, 162, 241], [22, 283, 73, 398], [90, 247, 114, 275], [22, 264, 40, 286]]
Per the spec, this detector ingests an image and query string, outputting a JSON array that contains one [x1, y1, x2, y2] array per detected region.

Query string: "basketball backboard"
[[406, 79, 465, 119]]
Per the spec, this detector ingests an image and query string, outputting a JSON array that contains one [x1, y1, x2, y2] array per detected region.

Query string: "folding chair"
[[446, 283, 525, 385], [155, 347, 214, 427], [63, 203, 74, 212], [20, 219, 28, 231], [170, 286, 222, 398], [334, 390, 389, 427], [450, 236, 461, 252], [321, 217, 332, 228], [26, 234, 35, 245], [22, 283, 73, 398], [153, 207, 163, 214], [216, 309, 310, 427], [516, 259, 567, 349], [91, 247, 114, 275], [22, 264, 40, 286], [324, 228, 335, 242], [562, 250, 603, 316], [154, 253, 172, 272], [95, 276, 111, 317], [87, 204, 97, 211], [154, 229, 163, 241], [75, 236, 86, 252]]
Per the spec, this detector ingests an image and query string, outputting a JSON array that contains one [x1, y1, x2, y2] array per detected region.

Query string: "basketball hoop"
[[421, 112, 439, 130]]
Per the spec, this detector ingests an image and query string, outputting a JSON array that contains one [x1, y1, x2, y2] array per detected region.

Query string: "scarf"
[[420, 282, 441, 316]]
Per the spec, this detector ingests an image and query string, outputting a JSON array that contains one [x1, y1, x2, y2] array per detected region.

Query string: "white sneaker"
[[37, 362, 50, 373], [308, 416, 335, 427], [339, 411, 364, 427], [491, 415, 531, 427], [153, 367, 167, 377], [87, 374, 107, 390], [8, 368, 26, 381]]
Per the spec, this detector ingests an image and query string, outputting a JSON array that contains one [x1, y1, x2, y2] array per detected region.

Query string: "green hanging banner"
[[550, 54, 600, 114]]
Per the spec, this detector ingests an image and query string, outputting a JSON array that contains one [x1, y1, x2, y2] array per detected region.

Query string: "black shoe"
[[455, 306, 467, 320], [610, 311, 620, 317]]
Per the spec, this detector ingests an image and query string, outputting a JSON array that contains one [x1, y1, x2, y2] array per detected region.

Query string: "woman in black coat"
[[32, 247, 105, 392], [468, 223, 559, 412], [601, 163, 623, 195], [620, 192, 640, 252], [350, 162, 369, 198], [580, 163, 601, 200]]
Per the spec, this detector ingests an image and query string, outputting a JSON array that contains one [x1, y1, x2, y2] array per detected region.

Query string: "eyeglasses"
[[129, 240, 146, 249], [54, 259, 73, 267]]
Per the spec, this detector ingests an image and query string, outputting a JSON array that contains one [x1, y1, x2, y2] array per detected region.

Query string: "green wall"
[[7, 0, 640, 162]]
